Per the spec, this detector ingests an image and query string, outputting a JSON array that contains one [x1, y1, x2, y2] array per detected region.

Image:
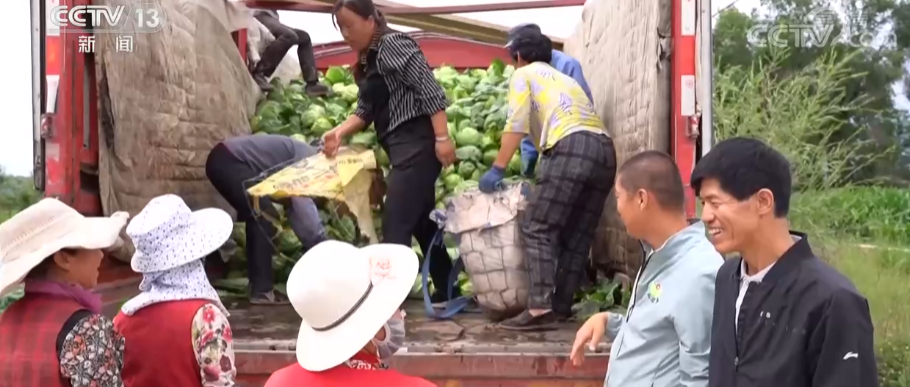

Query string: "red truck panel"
[[672, 0, 699, 218], [44, 0, 102, 217]]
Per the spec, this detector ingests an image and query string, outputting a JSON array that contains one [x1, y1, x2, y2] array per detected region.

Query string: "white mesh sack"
[[444, 182, 531, 320]]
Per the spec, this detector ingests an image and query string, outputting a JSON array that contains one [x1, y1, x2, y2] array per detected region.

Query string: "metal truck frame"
[[28, 0, 713, 384]]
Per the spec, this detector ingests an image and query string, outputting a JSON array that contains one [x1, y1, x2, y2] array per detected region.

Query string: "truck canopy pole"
[[30, 0, 44, 189], [243, 0, 585, 14], [240, 0, 583, 49], [699, 0, 713, 156]]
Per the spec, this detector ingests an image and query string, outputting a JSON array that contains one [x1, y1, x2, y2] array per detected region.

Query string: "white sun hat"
[[0, 198, 129, 297], [289, 240, 418, 371], [127, 194, 233, 273]]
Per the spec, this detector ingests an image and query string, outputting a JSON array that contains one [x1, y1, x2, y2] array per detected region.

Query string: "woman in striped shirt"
[[322, 0, 460, 303]]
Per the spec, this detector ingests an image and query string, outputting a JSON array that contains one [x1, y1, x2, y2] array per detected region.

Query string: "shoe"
[[498, 310, 559, 331], [253, 74, 273, 92], [305, 83, 330, 97], [249, 290, 290, 306]]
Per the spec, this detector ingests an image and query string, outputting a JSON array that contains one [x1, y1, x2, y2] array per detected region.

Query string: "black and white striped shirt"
[[353, 33, 449, 132]]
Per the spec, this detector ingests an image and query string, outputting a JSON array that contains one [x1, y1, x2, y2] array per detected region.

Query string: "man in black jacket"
[[692, 138, 877, 387]]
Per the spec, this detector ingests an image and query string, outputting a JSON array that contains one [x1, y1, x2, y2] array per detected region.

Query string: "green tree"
[[713, 0, 910, 184], [0, 167, 41, 222]]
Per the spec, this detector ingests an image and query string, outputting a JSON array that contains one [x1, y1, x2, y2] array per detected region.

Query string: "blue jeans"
[[520, 137, 540, 176]]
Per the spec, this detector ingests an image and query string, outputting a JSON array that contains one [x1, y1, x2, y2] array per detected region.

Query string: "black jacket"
[[708, 233, 878, 387]]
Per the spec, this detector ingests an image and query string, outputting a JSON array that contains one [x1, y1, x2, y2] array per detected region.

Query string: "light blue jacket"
[[550, 49, 593, 102], [603, 222, 723, 387]]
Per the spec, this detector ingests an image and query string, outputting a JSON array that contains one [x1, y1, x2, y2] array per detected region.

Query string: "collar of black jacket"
[[732, 230, 814, 284], [359, 30, 385, 66]]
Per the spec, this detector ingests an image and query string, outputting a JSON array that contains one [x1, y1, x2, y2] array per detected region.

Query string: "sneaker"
[[253, 74, 273, 92], [498, 310, 559, 331], [305, 83, 330, 97], [250, 290, 290, 306]]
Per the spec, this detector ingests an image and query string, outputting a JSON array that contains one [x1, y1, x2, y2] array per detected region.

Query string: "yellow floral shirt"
[[504, 62, 607, 151]]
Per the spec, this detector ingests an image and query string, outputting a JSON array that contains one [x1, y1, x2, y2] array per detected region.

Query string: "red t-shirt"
[[264, 352, 435, 387]]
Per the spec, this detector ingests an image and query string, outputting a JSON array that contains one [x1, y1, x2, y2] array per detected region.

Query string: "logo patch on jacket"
[[647, 282, 662, 303]]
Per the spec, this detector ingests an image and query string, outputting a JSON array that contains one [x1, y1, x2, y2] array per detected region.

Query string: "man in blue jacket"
[[570, 150, 721, 387], [505, 24, 594, 177]]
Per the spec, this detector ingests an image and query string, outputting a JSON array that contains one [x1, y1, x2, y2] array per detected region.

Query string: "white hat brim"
[[129, 208, 233, 273], [294, 243, 418, 371], [0, 213, 129, 298]]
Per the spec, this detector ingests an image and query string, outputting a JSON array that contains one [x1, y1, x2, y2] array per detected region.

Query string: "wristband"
[[435, 136, 450, 143]]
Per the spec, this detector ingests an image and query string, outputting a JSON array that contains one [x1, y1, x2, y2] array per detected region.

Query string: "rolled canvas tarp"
[[564, 0, 672, 277], [93, 0, 260, 261]]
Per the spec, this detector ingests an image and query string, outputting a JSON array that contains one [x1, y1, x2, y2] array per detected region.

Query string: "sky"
[[0, 0, 763, 176]]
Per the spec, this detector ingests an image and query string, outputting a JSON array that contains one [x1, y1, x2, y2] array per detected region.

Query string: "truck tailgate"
[[230, 300, 611, 386]]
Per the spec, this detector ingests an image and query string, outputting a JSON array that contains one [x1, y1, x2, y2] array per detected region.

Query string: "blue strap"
[[447, 257, 465, 300], [421, 228, 471, 320]]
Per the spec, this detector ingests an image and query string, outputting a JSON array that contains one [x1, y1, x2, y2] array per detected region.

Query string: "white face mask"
[[371, 318, 406, 359]]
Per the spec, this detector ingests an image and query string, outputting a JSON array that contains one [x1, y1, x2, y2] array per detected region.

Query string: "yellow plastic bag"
[[247, 146, 379, 243]]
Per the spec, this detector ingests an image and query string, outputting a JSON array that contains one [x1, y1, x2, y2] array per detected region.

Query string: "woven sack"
[[444, 182, 531, 321]]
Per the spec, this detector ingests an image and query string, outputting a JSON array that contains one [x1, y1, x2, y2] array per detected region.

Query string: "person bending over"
[[205, 134, 328, 305]]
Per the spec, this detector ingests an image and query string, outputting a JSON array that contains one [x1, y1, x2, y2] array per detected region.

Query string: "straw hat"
[[288, 240, 418, 371], [127, 194, 233, 273], [0, 198, 129, 297]]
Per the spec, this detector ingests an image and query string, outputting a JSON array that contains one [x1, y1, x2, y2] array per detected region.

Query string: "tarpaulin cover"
[[94, 0, 260, 261], [247, 146, 379, 244], [564, 0, 672, 277]]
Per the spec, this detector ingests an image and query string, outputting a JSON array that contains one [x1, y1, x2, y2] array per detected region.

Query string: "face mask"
[[371, 318, 406, 359]]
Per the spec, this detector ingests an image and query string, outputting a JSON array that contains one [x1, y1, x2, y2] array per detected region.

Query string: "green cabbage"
[[455, 146, 482, 162], [482, 149, 499, 166], [351, 132, 377, 147], [454, 128, 483, 147], [311, 117, 333, 135], [444, 174, 464, 191], [325, 66, 350, 84], [457, 161, 477, 178], [301, 105, 326, 129]]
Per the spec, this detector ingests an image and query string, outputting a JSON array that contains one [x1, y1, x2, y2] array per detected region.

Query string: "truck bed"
[[91, 262, 611, 385], [230, 299, 612, 386]]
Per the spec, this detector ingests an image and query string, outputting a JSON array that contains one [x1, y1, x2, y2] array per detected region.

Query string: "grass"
[[788, 187, 910, 387]]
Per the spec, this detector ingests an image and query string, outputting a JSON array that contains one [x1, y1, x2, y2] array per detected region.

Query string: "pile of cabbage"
[[250, 59, 523, 210], [217, 60, 519, 296]]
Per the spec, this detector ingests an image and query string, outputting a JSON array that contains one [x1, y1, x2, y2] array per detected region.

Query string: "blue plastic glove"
[[519, 137, 539, 177], [479, 166, 506, 193]]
